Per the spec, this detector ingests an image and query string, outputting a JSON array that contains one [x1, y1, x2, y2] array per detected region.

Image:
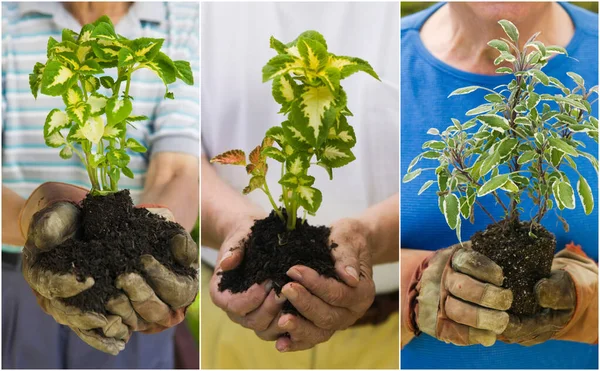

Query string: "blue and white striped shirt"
[[2, 2, 200, 252]]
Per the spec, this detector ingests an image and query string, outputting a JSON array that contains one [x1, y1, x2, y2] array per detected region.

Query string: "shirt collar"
[[18, 2, 165, 25]]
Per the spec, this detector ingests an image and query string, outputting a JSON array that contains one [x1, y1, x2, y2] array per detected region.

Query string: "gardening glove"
[[209, 213, 287, 336], [113, 204, 199, 334], [20, 182, 130, 355], [406, 241, 513, 346], [266, 218, 376, 352], [499, 243, 598, 346]]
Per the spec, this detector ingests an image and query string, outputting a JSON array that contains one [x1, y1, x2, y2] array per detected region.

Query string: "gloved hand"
[[406, 241, 513, 346], [20, 182, 199, 353], [21, 183, 130, 355], [500, 243, 598, 346]]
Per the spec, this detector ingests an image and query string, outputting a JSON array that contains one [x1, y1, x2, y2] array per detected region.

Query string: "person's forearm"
[[400, 248, 433, 348], [140, 153, 199, 232], [201, 154, 265, 249], [3, 186, 26, 246], [360, 193, 399, 265]]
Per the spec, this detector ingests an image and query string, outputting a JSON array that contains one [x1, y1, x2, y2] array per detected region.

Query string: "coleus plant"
[[404, 20, 598, 240], [30, 16, 194, 195], [211, 30, 379, 230]]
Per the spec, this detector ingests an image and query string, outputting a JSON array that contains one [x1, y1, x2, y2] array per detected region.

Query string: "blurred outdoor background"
[[401, 2, 598, 16]]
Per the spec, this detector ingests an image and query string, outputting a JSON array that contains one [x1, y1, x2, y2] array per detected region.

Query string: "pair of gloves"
[[19, 182, 199, 355], [406, 241, 597, 346]]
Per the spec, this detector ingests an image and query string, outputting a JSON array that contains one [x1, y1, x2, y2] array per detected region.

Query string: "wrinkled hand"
[[407, 241, 513, 346], [263, 218, 376, 352], [22, 201, 130, 355], [208, 213, 287, 337], [500, 244, 598, 345], [113, 206, 199, 334]]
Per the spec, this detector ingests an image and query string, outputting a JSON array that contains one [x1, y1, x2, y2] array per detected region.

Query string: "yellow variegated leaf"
[[262, 54, 304, 82], [45, 131, 65, 148], [294, 85, 335, 145], [67, 103, 90, 126], [210, 150, 246, 166], [44, 109, 70, 136], [88, 93, 108, 115], [320, 144, 355, 168], [76, 45, 92, 62], [286, 45, 300, 58], [103, 125, 122, 139], [80, 116, 105, 144], [63, 85, 84, 106], [67, 125, 86, 142], [41, 61, 76, 96], [297, 38, 327, 71], [296, 185, 322, 213], [286, 153, 309, 175]]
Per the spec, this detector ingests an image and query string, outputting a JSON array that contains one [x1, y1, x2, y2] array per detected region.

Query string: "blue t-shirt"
[[401, 3, 598, 369]]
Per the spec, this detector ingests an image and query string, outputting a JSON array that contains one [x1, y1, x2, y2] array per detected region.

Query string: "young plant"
[[404, 20, 598, 240], [211, 30, 379, 230], [30, 16, 194, 195]]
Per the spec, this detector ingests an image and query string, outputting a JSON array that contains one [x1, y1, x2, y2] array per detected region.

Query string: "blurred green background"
[[401, 2, 598, 16]]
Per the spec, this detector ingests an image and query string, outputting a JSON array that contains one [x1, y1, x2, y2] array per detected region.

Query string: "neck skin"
[[420, 3, 575, 75], [64, 2, 132, 26]]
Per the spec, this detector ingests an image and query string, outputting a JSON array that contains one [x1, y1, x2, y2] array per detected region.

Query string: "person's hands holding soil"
[[499, 243, 598, 345], [113, 206, 199, 334], [209, 212, 287, 334], [406, 241, 513, 346], [268, 218, 376, 352], [21, 183, 130, 355]]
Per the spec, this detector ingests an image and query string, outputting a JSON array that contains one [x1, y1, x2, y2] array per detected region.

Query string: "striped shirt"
[[2, 2, 200, 252]]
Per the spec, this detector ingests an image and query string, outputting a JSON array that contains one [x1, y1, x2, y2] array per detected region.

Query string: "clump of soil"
[[219, 209, 338, 315], [33, 190, 196, 314], [471, 220, 555, 315]]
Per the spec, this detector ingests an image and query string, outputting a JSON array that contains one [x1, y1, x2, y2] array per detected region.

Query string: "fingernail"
[[278, 317, 290, 328], [275, 293, 287, 304], [219, 251, 233, 266], [264, 280, 273, 293], [282, 285, 298, 300], [287, 268, 302, 281], [345, 266, 359, 281], [276, 343, 288, 353]]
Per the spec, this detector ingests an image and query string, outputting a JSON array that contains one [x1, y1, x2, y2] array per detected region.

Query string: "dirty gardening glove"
[[20, 183, 130, 355], [406, 241, 513, 346], [112, 205, 199, 334], [500, 243, 598, 346]]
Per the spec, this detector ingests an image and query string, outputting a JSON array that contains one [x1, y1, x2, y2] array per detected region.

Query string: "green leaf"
[[62, 28, 78, 43], [106, 97, 133, 125], [548, 137, 579, 157], [146, 52, 177, 91], [262, 54, 302, 82], [530, 69, 549, 86], [500, 179, 519, 193], [108, 167, 121, 185], [118, 48, 136, 68], [29, 62, 45, 99], [59, 145, 73, 159], [327, 116, 356, 149], [448, 86, 481, 97], [282, 120, 312, 151], [296, 186, 322, 214], [577, 176, 594, 215], [553, 180, 576, 210], [546, 45, 568, 55], [498, 138, 519, 157], [427, 128, 440, 135], [518, 150, 537, 165], [174, 60, 194, 85], [327, 55, 379, 80], [488, 39, 509, 52], [243, 176, 266, 195], [567, 72, 584, 87], [262, 146, 286, 162], [272, 74, 298, 111], [78, 60, 103, 75], [466, 103, 494, 116], [66, 102, 90, 127], [418, 180, 434, 195], [527, 92, 540, 110], [477, 114, 511, 132], [100, 76, 115, 89], [498, 20, 519, 42], [290, 85, 337, 146], [286, 152, 309, 175], [44, 109, 70, 137], [102, 124, 123, 139], [319, 144, 355, 168], [122, 167, 134, 179], [126, 138, 147, 153], [91, 22, 118, 41], [41, 60, 77, 96], [265, 127, 287, 147], [107, 149, 131, 168], [45, 131, 65, 148], [403, 169, 422, 183], [279, 173, 299, 188], [495, 67, 513, 74], [297, 37, 328, 71], [132, 37, 164, 61], [478, 174, 510, 196], [442, 194, 460, 230]]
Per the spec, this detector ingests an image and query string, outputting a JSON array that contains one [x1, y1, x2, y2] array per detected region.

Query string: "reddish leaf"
[[210, 150, 246, 165], [249, 145, 262, 164]]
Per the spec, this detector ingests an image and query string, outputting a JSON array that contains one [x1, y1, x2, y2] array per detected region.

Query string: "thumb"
[[329, 219, 372, 288], [218, 229, 247, 272], [28, 202, 80, 252], [535, 270, 576, 310]]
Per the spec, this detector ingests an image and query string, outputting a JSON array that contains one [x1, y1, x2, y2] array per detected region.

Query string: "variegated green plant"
[[211, 31, 379, 230], [30, 16, 193, 194], [404, 20, 598, 240]]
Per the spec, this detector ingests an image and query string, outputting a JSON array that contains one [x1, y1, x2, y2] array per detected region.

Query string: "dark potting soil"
[[33, 190, 196, 314], [471, 220, 555, 315], [218, 209, 338, 315]]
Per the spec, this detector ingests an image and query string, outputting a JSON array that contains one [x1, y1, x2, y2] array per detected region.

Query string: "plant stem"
[[286, 194, 297, 230], [262, 181, 284, 220]]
